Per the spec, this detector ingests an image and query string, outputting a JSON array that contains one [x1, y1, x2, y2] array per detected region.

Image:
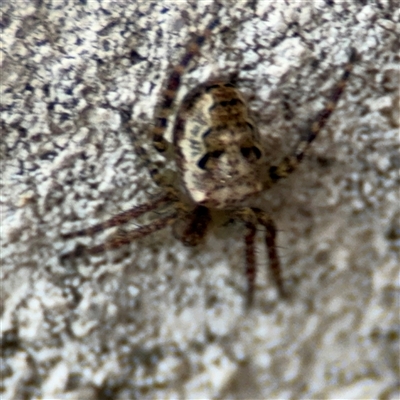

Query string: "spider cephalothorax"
[[62, 16, 355, 306]]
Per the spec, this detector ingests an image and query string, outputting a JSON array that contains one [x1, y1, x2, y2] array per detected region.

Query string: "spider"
[[62, 17, 355, 306]]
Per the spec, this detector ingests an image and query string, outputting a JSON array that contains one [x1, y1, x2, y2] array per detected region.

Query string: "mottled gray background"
[[1, 1, 399, 399]]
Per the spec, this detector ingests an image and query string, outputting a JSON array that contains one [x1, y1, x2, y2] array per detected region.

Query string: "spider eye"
[[240, 146, 262, 160]]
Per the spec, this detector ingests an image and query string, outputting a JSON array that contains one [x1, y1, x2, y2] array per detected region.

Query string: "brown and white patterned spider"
[[62, 17, 355, 306]]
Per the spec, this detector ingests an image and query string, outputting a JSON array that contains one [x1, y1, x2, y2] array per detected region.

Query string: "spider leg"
[[232, 208, 259, 306], [61, 212, 178, 261], [233, 207, 285, 305], [152, 17, 220, 153], [268, 48, 356, 183], [129, 17, 220, 188], [244, 221, 257, 307], [85, 213, 178, 255], [62, 193, 174, 239], [253, 208, 286, 298]]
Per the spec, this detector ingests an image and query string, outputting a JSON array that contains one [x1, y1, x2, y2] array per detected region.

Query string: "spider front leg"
[[62, 193, 173, 240], [234, 208, 285, 306], [60, 193, 178, 261], [82, 212, 178, 256], [268, 48, 356, 183], [253, 208, 286, 298], [243, 220, 257, 306], [61, 212, 178, 261]]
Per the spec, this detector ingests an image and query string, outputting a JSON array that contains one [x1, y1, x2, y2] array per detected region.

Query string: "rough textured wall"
[[1, 1, 399, 399]]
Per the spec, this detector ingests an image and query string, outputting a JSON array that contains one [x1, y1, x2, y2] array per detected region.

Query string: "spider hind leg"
[[269, 48, 356, 183], [152, 17, 220, 153]]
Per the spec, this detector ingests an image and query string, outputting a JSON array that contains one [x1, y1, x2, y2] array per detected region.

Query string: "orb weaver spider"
[[62, 17, 355, 306]]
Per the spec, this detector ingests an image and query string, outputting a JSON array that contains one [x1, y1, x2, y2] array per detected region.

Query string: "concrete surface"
[[1, 1, 399, 399]]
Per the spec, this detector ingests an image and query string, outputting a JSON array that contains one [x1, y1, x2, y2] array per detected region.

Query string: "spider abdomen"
[[173, 81, 265, 208]]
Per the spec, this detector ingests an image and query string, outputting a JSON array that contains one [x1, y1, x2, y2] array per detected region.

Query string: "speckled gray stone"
[[2, 1, 399, 399]]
